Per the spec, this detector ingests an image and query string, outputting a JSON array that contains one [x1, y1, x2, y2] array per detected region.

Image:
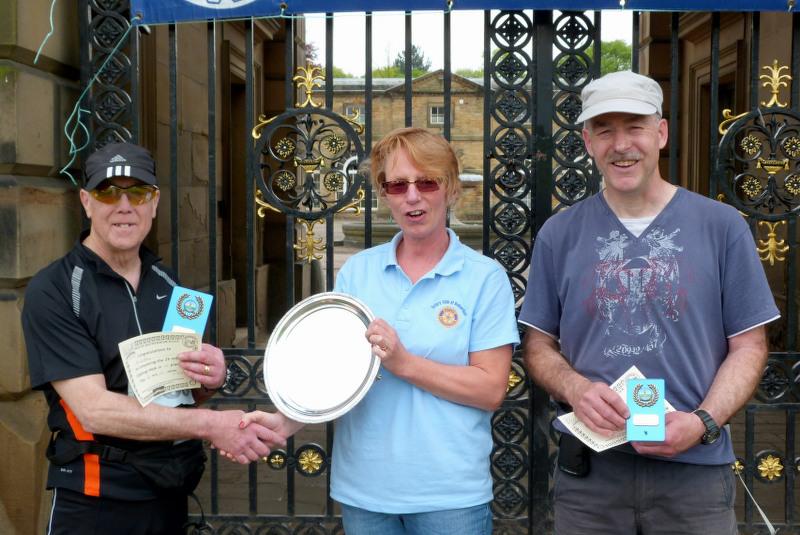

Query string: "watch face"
[[703, 428, 721, 444]]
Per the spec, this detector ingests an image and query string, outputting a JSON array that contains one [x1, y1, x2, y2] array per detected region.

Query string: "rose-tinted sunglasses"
[[90, 183, 159, 205], [382, 178, 441, 195]]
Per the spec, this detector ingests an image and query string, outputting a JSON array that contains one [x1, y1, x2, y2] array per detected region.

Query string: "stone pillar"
[[0, 1, 81, 532]]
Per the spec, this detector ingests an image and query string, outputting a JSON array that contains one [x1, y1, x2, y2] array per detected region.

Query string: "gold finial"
[[732, 460, 744, 475], [293, 64, 324, 108], [756, 221, 790, 266], [336, 188, 365, 216], [506, 370, 523, 393], [757, 454, 784, 481], [760, 59, 792, 108], [268, 452, 286, 469], [297, 449, 324, 474], [252, 113, 278, 140], [255, 189, 281, 218], [344, 107, 365, 135], [294, 218, 326, 263], [719, 109, 749, 135]]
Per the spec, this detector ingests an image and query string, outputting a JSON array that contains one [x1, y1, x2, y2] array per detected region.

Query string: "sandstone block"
[[0, 393, 50, 535], [0, 289, 28, 398], [216, 278, 236, 347], [0, 176, 81, 280]]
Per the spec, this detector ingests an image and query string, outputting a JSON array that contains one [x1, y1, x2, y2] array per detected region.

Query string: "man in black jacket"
[[23, 143, 284, 535]]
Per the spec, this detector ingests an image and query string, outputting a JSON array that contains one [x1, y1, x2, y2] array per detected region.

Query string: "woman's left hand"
[[366, 319, 408, 375]]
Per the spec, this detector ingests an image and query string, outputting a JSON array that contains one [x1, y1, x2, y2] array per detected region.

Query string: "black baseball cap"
[[84, 142, 157, 191]]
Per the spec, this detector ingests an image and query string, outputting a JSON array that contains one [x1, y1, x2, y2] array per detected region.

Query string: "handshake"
[[178, 343, 305, 464], [205, 409, 304, 464]]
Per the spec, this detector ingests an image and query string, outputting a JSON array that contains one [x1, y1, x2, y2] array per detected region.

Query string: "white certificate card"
[[119, 332, 201, 407], [557, 365, 676, 452]]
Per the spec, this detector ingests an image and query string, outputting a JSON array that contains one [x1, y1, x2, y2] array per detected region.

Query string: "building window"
[[429, 105, 446, 126], [343, 103, 365, 124]]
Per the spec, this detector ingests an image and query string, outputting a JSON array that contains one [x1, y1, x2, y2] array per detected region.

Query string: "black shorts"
[[47, 487, 188, 535]]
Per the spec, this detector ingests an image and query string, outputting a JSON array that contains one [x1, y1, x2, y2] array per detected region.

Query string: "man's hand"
[[631, 411, 705, 458], [524, 329, 627, 436], [206, 410, 286, 464], [218, 411, 305, 463], [570, 381, 630, 437], [179, 343, 226, 390]]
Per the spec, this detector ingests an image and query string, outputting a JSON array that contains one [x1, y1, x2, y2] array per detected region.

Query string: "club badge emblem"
[[632, 383, 659, 408], [176, 293, 204, 320]]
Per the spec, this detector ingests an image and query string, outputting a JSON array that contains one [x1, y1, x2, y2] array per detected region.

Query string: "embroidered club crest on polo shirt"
[[437, 306, 459, 328]]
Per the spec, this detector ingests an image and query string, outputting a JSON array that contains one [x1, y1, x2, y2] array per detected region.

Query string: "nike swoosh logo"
[[156, 294, 167, 300]]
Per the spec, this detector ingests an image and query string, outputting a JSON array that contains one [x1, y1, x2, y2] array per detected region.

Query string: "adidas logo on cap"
[[109, 154, 127, 163]]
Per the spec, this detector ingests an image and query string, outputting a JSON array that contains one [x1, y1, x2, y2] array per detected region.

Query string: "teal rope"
[[33, 0, 58, 64], [60, 14, 142, 185]]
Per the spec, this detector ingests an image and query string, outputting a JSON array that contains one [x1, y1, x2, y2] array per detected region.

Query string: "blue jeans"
[[340, 502, 492, 535]]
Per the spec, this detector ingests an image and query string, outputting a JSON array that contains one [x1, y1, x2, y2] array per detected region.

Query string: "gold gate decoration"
[[717, 60, 800, 266], [252, 63, 366, 263]]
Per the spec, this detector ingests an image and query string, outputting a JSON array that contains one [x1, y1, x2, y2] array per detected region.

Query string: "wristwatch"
[[693, 409, 721, 445]]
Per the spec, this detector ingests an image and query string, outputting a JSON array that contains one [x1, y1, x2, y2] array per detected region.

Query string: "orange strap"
[[59, 400, 100, 496]]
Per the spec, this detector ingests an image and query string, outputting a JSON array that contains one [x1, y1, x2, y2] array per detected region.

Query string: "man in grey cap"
[[519, 71, 779, 533], [22, 142, 285, 534]]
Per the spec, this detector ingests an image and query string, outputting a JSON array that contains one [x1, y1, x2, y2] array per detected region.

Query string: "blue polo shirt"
[[331, 229, 520, 513]]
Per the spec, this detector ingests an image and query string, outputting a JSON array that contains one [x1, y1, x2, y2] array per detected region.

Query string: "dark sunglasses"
[[382, 178, 441, 195], [90, 183, 159, 205]]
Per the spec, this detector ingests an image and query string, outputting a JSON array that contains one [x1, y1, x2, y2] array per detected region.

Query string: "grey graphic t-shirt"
[[519, 188, 779, 465]]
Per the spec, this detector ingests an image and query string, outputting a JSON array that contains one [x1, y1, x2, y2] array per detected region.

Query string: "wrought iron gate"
[[78, 2, 799, 533]]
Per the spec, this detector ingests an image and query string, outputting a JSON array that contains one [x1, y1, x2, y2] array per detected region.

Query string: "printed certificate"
[[119, 332, 202, 407], [558, 365, 675, 452]]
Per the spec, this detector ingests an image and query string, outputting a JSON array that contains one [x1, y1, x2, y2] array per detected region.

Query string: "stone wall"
[[0, 1, 82, 532]]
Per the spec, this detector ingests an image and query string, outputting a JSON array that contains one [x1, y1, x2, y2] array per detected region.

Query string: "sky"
[[305, 10, 633, 76]]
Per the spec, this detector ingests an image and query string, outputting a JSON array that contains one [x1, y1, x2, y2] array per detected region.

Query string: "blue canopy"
[[132, 0, 795, 25]]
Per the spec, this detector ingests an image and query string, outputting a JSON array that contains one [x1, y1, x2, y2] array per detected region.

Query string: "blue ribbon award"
[[162, 286, 213, 334], [626, 378, 666, 442]]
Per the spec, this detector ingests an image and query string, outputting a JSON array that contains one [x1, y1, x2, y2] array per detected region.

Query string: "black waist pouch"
[[557, 433, 591, 477], [48, 434, 207, 494], [129, 440, 207, 494]]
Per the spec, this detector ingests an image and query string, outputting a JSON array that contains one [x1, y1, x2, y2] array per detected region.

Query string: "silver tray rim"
[[263, 291, 378, 423]]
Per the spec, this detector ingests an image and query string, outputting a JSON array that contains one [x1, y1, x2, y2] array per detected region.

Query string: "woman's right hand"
[[219, 410, 305, 462]]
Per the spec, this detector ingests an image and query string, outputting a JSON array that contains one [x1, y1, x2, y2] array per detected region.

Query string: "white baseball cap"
[[576, 70, 663, 123]]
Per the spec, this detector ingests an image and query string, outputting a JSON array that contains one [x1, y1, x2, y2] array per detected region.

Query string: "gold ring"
[[261, 456, 269, 463], [203, 364, 210, 376]]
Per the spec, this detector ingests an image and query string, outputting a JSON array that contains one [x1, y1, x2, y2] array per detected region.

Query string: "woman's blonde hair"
[[369, 127, 461, 205]]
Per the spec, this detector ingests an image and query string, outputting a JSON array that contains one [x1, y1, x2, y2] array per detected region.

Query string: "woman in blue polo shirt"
[[246, 127, 519, 534]]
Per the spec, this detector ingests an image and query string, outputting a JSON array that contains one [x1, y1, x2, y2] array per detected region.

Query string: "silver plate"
[[264, 292, 378, 423]]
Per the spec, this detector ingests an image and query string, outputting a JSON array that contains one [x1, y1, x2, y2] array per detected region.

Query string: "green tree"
[[455, 68, 483, 78], [392, 45, 432, 74], [372, 65, 404, 78], [323, 66, 354, 78], [304, 43, 353, 78], [372, 64, 429, 78], [587, 40, 632, 76]]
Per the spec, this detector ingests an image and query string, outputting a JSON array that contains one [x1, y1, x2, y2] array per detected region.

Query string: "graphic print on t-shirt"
[[593, 227, 683, 359]]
